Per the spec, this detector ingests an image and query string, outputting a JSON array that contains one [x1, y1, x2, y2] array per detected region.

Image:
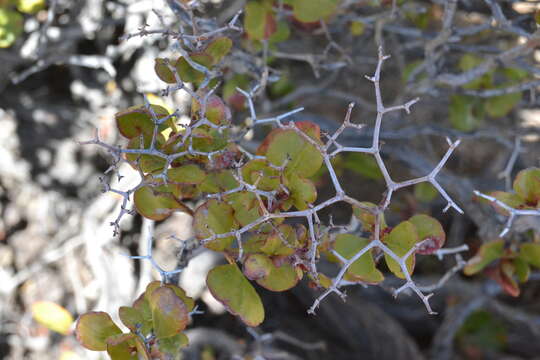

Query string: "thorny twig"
[[474, 190, 540, 237]]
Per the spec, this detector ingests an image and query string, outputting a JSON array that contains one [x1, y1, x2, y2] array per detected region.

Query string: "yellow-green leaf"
[[206, 263, 264, 326], [383, 221, 419, 279], [76, 312, 123, 351], [193, 199, 238, 251], [31, 301, 74, 335], [334, 234, 383, 284], [513, 167, 540, 205], [204, 37, 232, 65], [149, 287, 189, 339], [106, 333, 138, 360], [520, 242, 540, 268], [134, 185, 192, 221], [293, 0, 338, 23], [463, 240, 504, 275], [244, 0, 276, 40], [408, 214, 446, 255]]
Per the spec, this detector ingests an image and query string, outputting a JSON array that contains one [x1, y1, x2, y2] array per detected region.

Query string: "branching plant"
[[60, 0, 540, 359]]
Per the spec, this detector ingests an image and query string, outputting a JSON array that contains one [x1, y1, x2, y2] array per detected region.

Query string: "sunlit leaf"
[[0, 9, 23, 48], [256, 259, 302, 292], [115, 104, 170, 139], [191, 94, 231, 125], [106, 333, 138, 360], [241, 159, 280, 191], [155, 333, 190, 357], [149, 287, 189, 339], [193, 199, 238, 251], [383, 221, 418, 279], [168, 164, 206, 185], [175, 53, 213, 85], [243, 254, 273, 280], [31, 301, 74, 335], [206, 263, 264, 326], [134, 185, 192, 221], [333, 234, 383, 284], [258, 122, 323, 178], [17, 0, 45, 14], [408, 214, 446, 255], [76, 312, 122, 351]]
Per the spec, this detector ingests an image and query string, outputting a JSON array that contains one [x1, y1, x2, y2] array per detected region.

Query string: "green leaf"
[[482, 191, 528, 216], [241, 159, 280, 191], [226, 191, 261, 227], [285, 175, 317, 210], [193, 199, 238, 251], [125, 137, 167, 174], [352, 202, 386, 233], [414, 182, 438, 203], [343, 153, 382, 180], [31, 302, 74, 335], [256, 259, 302, 292], [17, 0, 45, 14], [486, 92, 521, 118], [155, 333, 189, 356], [154, 58, 176, 84], [132, 294, 153, 336], [408, 214, 446, 255], [106, 334, 138, 360], [463, 240, 504, 275], [191, 94, 231, 125], [499, 260, 520, 297], [519, 242, 540, 268], [76, 312, 123, 351], [383, 221, 419, 279], [449, 95, 484, 132], [457, 310, 508, 352], [243, 254, 273, 280], [115, 104, 170, 139], [349, 21, 365, 36], [175, 53, 213, 85], [199, 170, 239, 194], [223, 74, 250, 110], [118, 306, 144, 333], [258, 122, 323, 178], [333, 234, 384, 283], [268, 20, 290, 44], [459, 54, 493, 90], [293, 0, 338, 23], [206, 263, 264, 326], [0, 9, 23, 48], [513, 257, 530, 283], [204, 37, 233, 65], [149, 287, 189, 339], [259, 224, 300, 256], [134, 184, 192, 221], [168, 164, 206, 185], [244, 0, 276, 40], [513, 167, 540, 205]]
